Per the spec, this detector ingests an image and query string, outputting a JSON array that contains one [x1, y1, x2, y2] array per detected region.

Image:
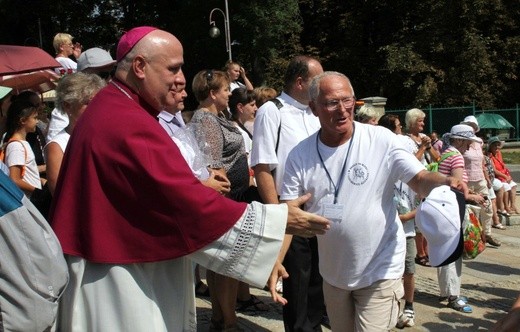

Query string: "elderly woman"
[[436, 124, 485, 313], [460, 116, 501, 246], [405, 108, 440, 267], [487, 136, 519, 215], [355, 104, 380, 124], [189, 69, 256, 331], [44, 72, 105, 195]]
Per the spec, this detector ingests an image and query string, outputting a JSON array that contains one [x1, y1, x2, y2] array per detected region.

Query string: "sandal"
[[447, 297, 473, 313], [415, 255, 431, 267], [236, 295, 269, 312], [498, 211, 510, 217], [195, 281, 210, 297], [492, 223, 506, 230]]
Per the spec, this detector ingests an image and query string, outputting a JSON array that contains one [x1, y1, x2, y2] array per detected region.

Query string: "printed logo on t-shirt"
[[347, 163, 369, 185]]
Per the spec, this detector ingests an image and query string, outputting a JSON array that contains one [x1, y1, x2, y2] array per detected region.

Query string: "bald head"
[[115, 28, 186, 112], [116, 30, 183, 73]]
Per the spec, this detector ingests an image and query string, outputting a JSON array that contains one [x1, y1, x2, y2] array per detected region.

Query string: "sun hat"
[[77, 47, 116, 72], [0, 86, 12, 100], [116, 26, 158, 62], [447, 124, 481, 142], [460, 115, 480, 133], [486, 136, 503, 151], [415, 185, 465, 267]]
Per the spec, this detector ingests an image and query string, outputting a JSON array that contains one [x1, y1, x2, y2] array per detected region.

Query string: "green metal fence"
[[385, 103, 520, 141]]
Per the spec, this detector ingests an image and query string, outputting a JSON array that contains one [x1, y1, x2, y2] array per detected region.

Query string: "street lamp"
[[209, 0, 232, 61]]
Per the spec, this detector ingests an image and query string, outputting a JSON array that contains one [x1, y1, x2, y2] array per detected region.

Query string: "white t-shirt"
[[396, 134, 419, 236], [394, 181, 416, 237], [406, 133, 430, 166], [235, 123, 252, 166], [230, 81, 245, 92], [281, 123, 425, 290], [251, 92, 320, 194], [54, 56, 77, 75], [44, 129, 70, 161], [4, 140, 41, 189], [46, 108, 69, 142]]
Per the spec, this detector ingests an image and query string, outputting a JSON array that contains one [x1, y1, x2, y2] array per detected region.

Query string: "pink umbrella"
[[0, 45, 61, 75], [0, 70, 60, 94], [0, 45, 62, 93]]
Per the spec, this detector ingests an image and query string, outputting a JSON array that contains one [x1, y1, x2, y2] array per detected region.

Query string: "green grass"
[[502, 151, 520, 164]]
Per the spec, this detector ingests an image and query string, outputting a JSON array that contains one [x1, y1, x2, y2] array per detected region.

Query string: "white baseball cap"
[[461, 115, 480, 133], [77, 47, 116, 72], [415, 185, 465, 267]]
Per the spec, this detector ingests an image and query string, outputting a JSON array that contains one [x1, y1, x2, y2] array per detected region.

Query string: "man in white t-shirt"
[[252, 55, 325, 331], [276, 71, 464, 331]]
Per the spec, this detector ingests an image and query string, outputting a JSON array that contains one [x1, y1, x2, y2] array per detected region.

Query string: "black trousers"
[[282, 235, 325, 332]]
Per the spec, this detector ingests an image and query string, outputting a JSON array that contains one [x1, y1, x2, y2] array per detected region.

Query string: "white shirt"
[[54, 56, 77, 75], [230, 81, 245, 92], [235, 123, 252, 166], [158, 111, 185, 136], [396, 134, 419, 237], [251, 92, 320, 194], [281, 123, 425, 290], [46, 108, 69, 142], [44, 129, 70, 162], [4, 140, 41, 190]]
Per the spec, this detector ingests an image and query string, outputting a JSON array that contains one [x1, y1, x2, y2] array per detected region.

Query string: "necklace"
[[110, 81, 133, 100]]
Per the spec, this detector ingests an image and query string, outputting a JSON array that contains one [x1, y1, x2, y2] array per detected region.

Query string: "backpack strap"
[[2, 140, 28, 178], [438, 150, 459, 164], [269, 98, 283, 154]]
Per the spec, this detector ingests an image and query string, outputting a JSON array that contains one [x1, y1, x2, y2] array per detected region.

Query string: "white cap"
[[448, 124, 481, 142], [461, 115, 480, 133], [77, 47, 116, 72], [415, 185, 465, 267]]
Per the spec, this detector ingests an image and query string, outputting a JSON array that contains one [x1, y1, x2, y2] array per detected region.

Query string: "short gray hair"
[[405, 108, 425, 129], [356, 105, 379, 123], [308, 71, 354, 103], [56, 72, 106, 113]]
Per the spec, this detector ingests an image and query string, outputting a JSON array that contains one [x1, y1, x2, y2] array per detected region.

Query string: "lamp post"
[[209, 0, 232, 61]]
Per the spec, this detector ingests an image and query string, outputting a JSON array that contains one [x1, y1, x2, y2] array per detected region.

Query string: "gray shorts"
[[404, 237, 416, 274]]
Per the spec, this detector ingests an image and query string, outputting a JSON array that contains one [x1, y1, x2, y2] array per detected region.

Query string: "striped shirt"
[[438, 146, 468, 182]]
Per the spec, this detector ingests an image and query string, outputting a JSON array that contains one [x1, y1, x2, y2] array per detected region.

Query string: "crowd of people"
[[0, 26, 519, 332]]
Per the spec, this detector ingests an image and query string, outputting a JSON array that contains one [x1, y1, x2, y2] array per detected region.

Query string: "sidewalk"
[[196, 224, 520, 331]]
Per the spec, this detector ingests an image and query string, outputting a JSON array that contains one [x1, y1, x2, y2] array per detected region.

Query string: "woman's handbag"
[[462, 204, 486, 259]]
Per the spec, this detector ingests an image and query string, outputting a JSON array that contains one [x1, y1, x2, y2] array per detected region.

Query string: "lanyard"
[[315, 124, 355, 204]]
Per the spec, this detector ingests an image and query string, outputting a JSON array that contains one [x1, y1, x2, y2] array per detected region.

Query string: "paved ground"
[[196, 222, 520, 331]]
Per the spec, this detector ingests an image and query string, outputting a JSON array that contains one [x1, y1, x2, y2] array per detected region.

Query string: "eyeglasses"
[[322, 97, 356, 111], [205, 70, 214, 83]]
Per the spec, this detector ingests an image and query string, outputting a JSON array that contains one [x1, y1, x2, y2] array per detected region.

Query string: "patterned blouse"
[[190, 109, 250, 200]]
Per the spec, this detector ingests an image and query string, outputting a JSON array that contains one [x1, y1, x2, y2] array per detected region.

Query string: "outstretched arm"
[[407, 170, 465, 198]]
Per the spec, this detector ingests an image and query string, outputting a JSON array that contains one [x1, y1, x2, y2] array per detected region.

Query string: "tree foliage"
[[0, 0, 519, 109]]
